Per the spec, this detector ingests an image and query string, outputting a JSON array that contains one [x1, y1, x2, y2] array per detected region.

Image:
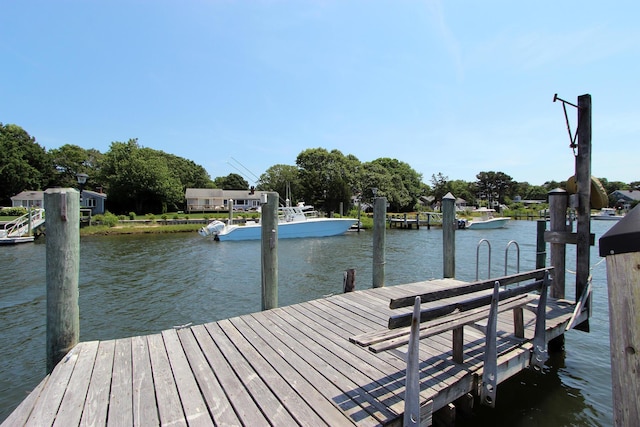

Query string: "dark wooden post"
[[536, 219, 546, 269], [442, 192, 455, 278], [343, 269, 356, 293], [599, 206, 640, 426], [45, 188, 80, 373], [372, 196, 386, 288], [547, 188, 568, 299], [261, 192, 278, 310], [575, 94, 592, 332]]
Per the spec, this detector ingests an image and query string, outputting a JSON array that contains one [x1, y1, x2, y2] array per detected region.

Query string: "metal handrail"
[[504, 240, 521, 276], [475, 239, 491, 280]]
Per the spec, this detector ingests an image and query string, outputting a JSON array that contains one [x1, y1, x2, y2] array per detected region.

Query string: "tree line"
[[1, 123, 637, 214]]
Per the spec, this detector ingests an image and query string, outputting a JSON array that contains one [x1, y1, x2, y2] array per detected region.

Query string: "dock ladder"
[[475, 239, 521, 280]]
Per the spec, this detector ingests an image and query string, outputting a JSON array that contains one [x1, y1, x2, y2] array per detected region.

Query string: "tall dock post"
[[599, 206, 640, 426], [574, 94, 592, 332], [372, 196, 386, 288], [45, 188, 80, 373], [536, 219, 546, 269], [548, 188, 568, 299], [261, 192, 278, 310], [442, 192, 455, 278]]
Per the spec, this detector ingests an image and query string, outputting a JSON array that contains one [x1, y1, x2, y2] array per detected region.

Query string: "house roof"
[[185, 188, 268, 200], [185, 188, 223, 199], [11, 189, 107, 200], [82, 190, 107, 199], [11, 191, 44, 201], [612, 190, 640, 202]]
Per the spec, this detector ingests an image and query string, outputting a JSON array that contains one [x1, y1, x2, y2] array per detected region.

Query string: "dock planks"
[[3, 278, 581, 427]]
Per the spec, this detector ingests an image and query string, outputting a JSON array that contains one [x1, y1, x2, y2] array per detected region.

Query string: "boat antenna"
[[226, 161, 255, 186], [228, 157, 261, 184]]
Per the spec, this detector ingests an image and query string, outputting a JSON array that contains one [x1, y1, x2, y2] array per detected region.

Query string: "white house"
[[185, 188, 270, 213]]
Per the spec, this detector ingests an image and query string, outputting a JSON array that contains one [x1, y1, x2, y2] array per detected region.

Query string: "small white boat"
[[591, 208, 624, 221], [459, 207, 509, 230], [199, 203, 357, 241]]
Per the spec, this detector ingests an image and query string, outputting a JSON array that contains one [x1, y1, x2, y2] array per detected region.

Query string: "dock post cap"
[[548, 187, 568, 195], [599, 204, 640, 257], [443, 192, 455, 200]]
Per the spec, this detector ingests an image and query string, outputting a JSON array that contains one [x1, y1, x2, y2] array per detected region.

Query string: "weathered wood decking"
[[3, 278, 583, 426]]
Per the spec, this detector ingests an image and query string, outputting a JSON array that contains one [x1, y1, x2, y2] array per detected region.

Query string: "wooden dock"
[[3, 278, 584, 427], [388, 213, 443, 229]]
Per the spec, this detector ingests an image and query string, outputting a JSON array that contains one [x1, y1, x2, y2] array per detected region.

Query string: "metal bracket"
[[531, 271, 549, 370], [404, 296, 421, 426], [553, 93, 584, 154], [480, 281, 499, 407]]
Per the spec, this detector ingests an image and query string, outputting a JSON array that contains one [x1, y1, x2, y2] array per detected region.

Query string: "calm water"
[[0, 220, 614, 425]]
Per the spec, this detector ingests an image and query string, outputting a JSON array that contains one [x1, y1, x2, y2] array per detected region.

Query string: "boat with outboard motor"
[[591, 208, 624, 221], [198, 203, 357, 241], [458, 207, 510, 230]]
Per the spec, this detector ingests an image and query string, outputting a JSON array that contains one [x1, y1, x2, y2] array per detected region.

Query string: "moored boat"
[[591, 208, 624, 221], [199, 203, 357, 241], [459, 207, 510, 230]]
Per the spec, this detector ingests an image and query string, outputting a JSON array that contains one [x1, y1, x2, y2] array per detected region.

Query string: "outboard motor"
[[199, 220, 225, 237]]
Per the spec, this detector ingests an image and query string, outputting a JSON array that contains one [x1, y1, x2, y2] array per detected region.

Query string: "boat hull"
[[216, 218, 357, 241], [465, 218, 510, 230]]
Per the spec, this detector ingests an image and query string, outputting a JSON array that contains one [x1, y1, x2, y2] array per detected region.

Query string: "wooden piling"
[[536, 220, 546, 269], [45, 188, 80, 373], [599, 206, 640, 426], [548, 188, 568, 299], [442, 193, 455, 278], [373, 197, 386, 288], [574, 94, 592, 332], [261, 192, 278, 310], [343, 268, 356, 293]]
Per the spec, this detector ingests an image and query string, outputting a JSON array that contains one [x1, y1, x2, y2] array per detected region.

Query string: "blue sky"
[[2, 1, 638, 187]]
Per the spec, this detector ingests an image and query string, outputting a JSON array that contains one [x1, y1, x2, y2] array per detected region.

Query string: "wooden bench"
[[349, 268, 553, 425]]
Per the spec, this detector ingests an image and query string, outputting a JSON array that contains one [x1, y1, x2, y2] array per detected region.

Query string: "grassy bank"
[[80, 223, 202, 236]]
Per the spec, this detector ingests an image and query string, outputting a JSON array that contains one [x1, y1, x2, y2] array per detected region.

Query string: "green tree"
[[257, 164, 301, 202], [214, 173, 249, 190], [448, 179, 476, 206], [48, 144, 105, 189], [296, 148, 360, 213], [0, 123, 52, 204], [430, 172, 450, 203], [163, 154, 213, 190], [514, 182, 548, 201], [475, 171, 515, 206], [101, 139, 183, 213], [367, 158, 422, 212]]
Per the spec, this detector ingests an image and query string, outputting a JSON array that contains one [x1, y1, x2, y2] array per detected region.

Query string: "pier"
[[4, 272, 585, 426], [388, 212, 443, 229]]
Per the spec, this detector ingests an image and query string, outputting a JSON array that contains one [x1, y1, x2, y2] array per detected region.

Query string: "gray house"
[[611, 189, 640, 210], [11, 189, 107, 215]]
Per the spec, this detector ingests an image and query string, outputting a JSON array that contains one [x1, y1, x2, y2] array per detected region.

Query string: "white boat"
[[460, 207, 510, 230], [591, 208, 624, 221], [198, 203, 357, 241]]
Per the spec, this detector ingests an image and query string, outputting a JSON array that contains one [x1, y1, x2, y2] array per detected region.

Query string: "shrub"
[[172, 214, 180, 220], [128, 212, 136, 220], [102, 212, 119, 227], [0, 207, 27, 216], [145, 213, 156, 223]]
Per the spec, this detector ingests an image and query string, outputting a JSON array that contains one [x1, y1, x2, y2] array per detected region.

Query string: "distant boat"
[[198, 203, 357, 241], [591, 208, 624, 221], [459, 207, 510, 230]]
